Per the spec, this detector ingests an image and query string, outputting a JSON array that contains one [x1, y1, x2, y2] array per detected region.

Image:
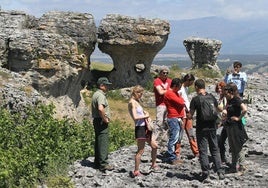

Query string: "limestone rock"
[[183, 37, 222, 70], [38, 11, 97, 61], [0, 10, 97, 106], [0, 10, 38, 67], [97, 14, 170, 88]]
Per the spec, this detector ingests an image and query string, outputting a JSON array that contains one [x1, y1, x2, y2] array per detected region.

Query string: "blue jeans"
[[167, 118, 182, 162]]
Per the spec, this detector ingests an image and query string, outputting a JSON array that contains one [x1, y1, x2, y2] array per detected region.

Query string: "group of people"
[[90, 61, 249, 182]]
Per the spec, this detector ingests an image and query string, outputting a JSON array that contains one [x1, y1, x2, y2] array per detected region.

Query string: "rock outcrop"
[[97, 14, 170, 88], [0, 10, 96, 107], [183, 37, 222, 71]]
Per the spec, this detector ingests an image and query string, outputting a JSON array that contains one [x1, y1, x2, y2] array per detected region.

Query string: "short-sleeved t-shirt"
[[226, 96, 242, 125], [91, 89, 110, 119], [153, 77, 172, 106], [190, 93, 218, 130], [224, 72, 247, 94]]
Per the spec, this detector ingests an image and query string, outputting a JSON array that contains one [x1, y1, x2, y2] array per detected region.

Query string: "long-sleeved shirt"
[[164, 89, 185, 118]]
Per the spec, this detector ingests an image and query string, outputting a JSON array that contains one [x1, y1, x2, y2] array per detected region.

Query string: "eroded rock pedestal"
[[183, 37, 222, 70], [97, 14, 170, 88]]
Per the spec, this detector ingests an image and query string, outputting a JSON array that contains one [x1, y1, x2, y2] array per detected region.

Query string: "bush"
[[0, 104, 134, 187]]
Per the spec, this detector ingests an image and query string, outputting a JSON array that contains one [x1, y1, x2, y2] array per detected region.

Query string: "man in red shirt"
[[164, 78, 185, 165], [153, 67, 172, 150]]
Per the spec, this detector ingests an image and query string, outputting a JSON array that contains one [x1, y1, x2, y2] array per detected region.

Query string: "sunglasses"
[[162, 72, 169, 75]]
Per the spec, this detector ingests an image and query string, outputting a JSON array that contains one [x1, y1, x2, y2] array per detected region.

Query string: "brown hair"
[[182, 73, 195, 82], [233, 61, 242, 68], [224, 82, 239, 97], [215, 81, 226, 93]]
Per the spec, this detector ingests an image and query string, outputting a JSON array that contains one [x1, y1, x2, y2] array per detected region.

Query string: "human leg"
[[207, 130, 222, 173], [135, 139, 145, 172], [218, 126, 228, 163], [93, 119, 110, 170], [155, 105, 168, 149], [148, 136, 158, 167], [196, 130, 210, 174], [148, 137, 160, 171], [184, 118, 199, 156], [166, 118, 181, 162], [226, 126, 239, 171], [175, 121, 184, 158]]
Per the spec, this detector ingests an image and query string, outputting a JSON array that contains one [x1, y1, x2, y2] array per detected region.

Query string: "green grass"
[[91, 61, 114, 71]]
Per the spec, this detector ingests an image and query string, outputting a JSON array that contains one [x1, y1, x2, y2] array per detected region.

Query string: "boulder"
[[97, 14, 170, 88], [183, 37, 222, 70]]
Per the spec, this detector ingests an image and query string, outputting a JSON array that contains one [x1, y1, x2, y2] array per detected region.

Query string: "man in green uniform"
[[91, 77, 114, 172]]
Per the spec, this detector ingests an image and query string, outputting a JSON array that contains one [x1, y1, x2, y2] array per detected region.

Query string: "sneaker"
[[218, 172, 225, 180], [226, 167, 237, 174], [131, 170, 142, 178], [150, 165, 161, 173], [171, 159, 183, 165], [99, 165, 114, 172], [200, 172, 209, 182]]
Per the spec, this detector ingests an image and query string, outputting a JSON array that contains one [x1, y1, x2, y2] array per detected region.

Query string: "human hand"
[[143, 110, 150, 118]]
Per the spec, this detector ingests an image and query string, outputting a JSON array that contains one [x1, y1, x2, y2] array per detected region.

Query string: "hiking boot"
[[218, 171, 225, 180], [171, 159, 183, 165], [150, 165, 161, 173], [200, 172, 209, 182], [99, 165, 114, 172], [226, 166, 237, 174]]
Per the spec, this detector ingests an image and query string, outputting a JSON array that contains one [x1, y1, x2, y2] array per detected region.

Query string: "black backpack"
[[199, 93, 218, 121]]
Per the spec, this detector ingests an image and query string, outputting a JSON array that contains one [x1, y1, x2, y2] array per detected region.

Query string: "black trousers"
[[196, 129, 222, 174], [218, 127, 228, 162]]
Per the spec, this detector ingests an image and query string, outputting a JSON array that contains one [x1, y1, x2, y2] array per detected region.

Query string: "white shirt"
[[178, 85, 189, 112]]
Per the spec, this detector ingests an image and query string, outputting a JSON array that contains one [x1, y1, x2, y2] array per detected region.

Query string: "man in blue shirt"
[[224, 61, 247, 98]]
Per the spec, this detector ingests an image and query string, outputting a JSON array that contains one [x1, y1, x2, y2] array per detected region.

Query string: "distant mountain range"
[[160, 16, 268, 55]]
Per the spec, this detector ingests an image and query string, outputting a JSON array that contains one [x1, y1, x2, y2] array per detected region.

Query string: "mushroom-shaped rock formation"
[[183, 37, 222, 70], [97, 14, 170, 88]]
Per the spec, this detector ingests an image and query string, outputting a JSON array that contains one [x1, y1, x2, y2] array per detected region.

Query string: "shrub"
[[0, 103, 135, 187]]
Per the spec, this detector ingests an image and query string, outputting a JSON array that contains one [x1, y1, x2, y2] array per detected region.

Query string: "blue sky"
[[1, 0, 268, 21]]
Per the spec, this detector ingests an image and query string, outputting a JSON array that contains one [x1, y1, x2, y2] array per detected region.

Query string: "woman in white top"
[[215, 81, 228, 164], [128, 85, 158, 177]]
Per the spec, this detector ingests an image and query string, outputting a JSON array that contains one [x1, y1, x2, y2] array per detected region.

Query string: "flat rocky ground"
[[70, 73, 268, 187]]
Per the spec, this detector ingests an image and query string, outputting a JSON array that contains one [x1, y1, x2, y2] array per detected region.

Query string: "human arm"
[[187, 98, 196, 120], [231, 103, 247, 122], [179, 87, 190, 112], [155, 85, 167, 95], [98, 104, 109, 123]]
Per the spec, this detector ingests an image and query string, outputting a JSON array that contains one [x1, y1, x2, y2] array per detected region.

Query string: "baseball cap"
[[97, 77, 112, 85]]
